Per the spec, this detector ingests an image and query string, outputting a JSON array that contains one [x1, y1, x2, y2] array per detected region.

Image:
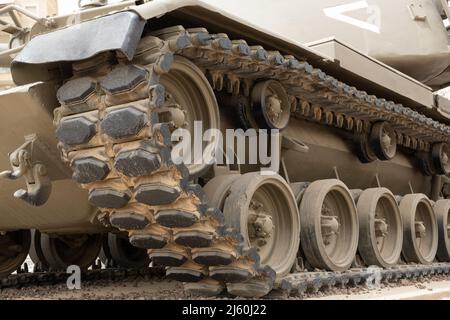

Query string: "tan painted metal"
[[4, 0, 449, 114], [0, 0, 446, 234], [283, 118, 432, 197], [0, 82, 104, 233]]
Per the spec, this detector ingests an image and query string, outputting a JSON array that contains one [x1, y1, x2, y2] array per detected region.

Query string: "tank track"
[[281, 262, 450, 295], [0, 266, 164, 290], [53, 25, 450, 298]]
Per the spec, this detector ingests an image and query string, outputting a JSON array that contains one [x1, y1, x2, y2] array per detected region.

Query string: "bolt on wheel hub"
[[321, 215, 340, 245], [415, 221, 427, 239], [248, 201, 275, 250], [374, 218, 389, 238]]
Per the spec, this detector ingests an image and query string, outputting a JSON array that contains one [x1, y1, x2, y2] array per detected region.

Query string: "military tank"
[[0, 0, 449, 297]]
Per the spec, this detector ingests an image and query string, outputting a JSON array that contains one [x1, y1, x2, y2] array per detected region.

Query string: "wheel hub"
[[415, 221, 427, 238], [375, 218, 389, 238], [442, 151, 449, 165], [321, 212, 340, 245], [248, 201, 274, 248], [381, 131, 392, 150], [266, 95, 282, 122]]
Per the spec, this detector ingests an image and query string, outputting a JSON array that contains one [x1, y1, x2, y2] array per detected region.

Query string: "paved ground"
[[1, 274, 449, 300], [311, 279, 450, 300]]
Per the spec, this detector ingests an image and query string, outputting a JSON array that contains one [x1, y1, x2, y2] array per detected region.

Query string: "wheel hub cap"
[[375, 218, 389, 238], [321, 214, 340, 245], [382, 131, 392, 150], [266, 95, 282, 122], [248, 201, 274, 248], [415, 221, 426, 238], [442, 151, 449, 165]]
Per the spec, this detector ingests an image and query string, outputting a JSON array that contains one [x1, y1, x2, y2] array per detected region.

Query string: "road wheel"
[[101, 232, 150, 268], [357, 188, 403, 267], [0, 230, 30, 278], [40, 233, 102, 270], [399, 194, 438, 264], [221, 173, 300, 278], [300, 179, 358, 271], [434, 200, 450, 262]]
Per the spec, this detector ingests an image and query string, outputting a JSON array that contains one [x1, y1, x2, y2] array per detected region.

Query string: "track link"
[[53, 25, 450, 298], [0, 267, 164, 290], [281, 262, 450, 296]]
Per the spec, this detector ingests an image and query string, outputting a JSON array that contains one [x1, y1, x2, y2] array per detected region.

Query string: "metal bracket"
[[408, 1, 427, 21], [0, 135, 52, 206]]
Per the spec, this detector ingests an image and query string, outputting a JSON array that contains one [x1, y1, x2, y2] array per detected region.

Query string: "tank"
[[0, 0, 449, 296]]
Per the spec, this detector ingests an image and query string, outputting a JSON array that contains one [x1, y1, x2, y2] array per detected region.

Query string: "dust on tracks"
[[1, 274, 449, 300]]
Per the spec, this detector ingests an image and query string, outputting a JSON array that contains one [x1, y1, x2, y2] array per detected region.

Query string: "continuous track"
[[52, 25, 450, 298], [1, 262, 449, 298], [0, 266, 165, 291]]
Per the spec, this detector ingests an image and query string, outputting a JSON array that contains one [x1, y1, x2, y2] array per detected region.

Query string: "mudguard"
[[11, 11, 146, 85]]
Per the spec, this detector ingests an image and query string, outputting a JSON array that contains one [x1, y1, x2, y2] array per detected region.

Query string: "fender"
[[11, 11, 145, 85]]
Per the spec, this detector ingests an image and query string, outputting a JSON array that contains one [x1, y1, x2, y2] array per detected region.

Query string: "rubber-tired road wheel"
[[206, 173, 300, 278], [0, 230, 30, 278], [399, 194, 438, 264], [433, 200, 450, 262], [357, 188, 403, 267], [29, 229, 49, 272], [40, 233, 103, 270], [300, 179, 359, 271], [100, 232, 150, 268]]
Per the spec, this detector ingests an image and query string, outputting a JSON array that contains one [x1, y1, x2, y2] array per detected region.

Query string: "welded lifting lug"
[[0, 135, 52, 206]]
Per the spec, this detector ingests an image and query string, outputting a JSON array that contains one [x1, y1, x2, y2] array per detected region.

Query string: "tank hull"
[[0, 82, 103, 233], [283, 119, 432, 196]]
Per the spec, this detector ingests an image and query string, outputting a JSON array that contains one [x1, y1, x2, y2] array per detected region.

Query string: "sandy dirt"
[[1, 273, 449, 300]]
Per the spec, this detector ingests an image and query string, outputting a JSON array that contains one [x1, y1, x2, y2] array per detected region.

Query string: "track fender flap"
[[11, 11, 146, 85]]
